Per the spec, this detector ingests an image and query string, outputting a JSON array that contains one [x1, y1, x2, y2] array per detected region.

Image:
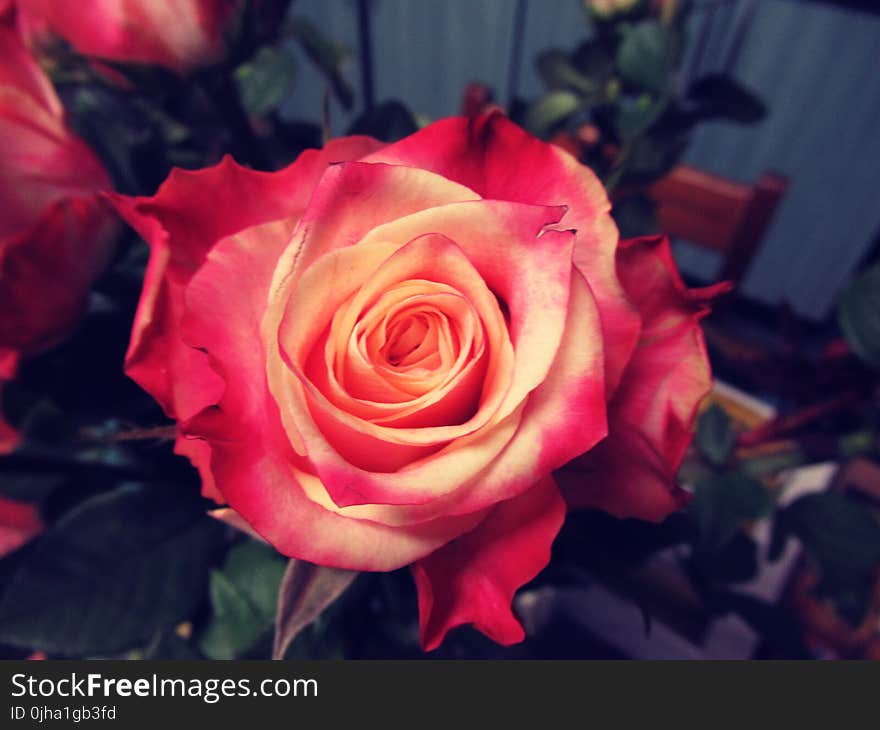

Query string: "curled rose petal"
[[412, 475, 565, 651], [560, 235, 731, 522], [108, 138, 384, 424]]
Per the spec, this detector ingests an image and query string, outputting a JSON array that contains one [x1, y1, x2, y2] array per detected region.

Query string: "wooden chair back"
[[649, 165, 788, 283]]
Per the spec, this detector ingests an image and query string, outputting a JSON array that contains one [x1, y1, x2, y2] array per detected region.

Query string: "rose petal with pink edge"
[[614, 235, 729, 472], [560, 236, 728, 522], [445, 270, 608, 516], [281, 161, 481, 286], [411, 474, 565, 651], [174, 434, 222, 503], [558, 425, 691, 522]]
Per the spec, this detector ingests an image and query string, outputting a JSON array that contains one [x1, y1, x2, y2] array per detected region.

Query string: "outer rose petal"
[[411, 475, 565, 650], [108, 137, 384, 422], [0, 386, 19, 454], [0, 26, 116, 440], [0, 27, 115, 356], [557, 425, 692, 522], [0, 198, 116, 355], [0, 25, 63, 123], [181, 222, 485, 570], [561, 236, 730, 522], [0, 495, 43, 556], [174, 434, 221, 502], [0, 106, 108, 241], [0, 350, 17, 454], [16, 0, 239, 75], [365, 113, 640, 396]]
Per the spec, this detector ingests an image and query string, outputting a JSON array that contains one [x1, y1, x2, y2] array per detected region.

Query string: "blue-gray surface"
[[281, 0, 880, 321]]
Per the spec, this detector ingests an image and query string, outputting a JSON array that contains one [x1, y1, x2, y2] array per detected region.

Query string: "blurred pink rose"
[[15, 0, 240, 75], [0, 25, 116, 452]]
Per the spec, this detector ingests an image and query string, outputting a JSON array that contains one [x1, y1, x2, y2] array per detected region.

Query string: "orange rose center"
[[332, 279, 482, 405]]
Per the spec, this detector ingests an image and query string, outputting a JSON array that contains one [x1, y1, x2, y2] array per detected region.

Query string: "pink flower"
[[111, 113, 721, 649], [0, 25, 116, 452], [15, 0, 240, 75]]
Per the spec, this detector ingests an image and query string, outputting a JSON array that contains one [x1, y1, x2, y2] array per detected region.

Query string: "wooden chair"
[[648, 165, 788, 283]]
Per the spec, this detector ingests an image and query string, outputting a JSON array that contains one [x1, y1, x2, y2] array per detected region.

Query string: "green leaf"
[[686, 74, 766, 124], [0, 484, 220, 656], [696, 404, 737, 468], [199, 571, 262, 660], [224, 540, 288, 618], [536, 50, 597, 96], [521, 90, 582, 138], [287, 16, 354, 109], [838, 262, 880, 369], [234, 45, 297, 118], [688, 473, 773, 554], [781, 492, 880, 623], [616, 20, 680, 94], [199, 540, 287, 660]]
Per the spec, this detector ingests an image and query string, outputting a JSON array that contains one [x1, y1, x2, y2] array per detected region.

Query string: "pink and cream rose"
[[112, 113, 722, 649]]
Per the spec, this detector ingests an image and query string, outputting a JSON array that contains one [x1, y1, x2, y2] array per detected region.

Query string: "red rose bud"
[[111, 113, 721, 651]]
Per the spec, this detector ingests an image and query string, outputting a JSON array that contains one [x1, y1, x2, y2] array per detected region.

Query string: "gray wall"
[[282, 0, 880, 321]]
